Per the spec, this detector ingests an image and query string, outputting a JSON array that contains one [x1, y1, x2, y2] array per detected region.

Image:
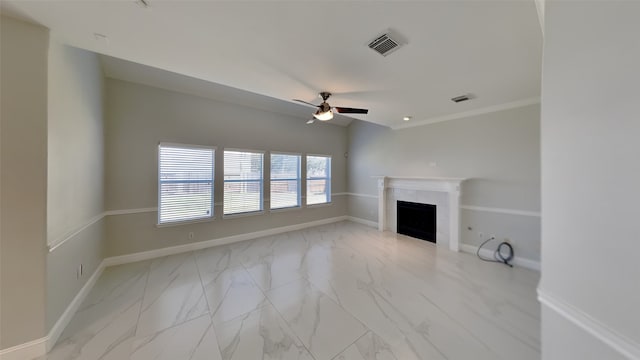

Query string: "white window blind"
[[224, 150, 264, 215], [271, 153, 301, 210], [306, 155, 331, 205], [158, 144, 214, 224]]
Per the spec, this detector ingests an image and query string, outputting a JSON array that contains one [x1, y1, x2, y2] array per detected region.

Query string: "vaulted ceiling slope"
[[2, 1, 542, 128]]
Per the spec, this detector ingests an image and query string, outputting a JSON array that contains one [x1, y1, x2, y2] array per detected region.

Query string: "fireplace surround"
[[376, 176, 466, 251]]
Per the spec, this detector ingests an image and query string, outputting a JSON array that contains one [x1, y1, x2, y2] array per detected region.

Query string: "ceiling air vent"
[[451, 94, 471, 103], [368, 30, 405, 57]]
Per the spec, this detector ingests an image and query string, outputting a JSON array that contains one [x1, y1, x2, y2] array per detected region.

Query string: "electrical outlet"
[[478, 232, 484, 239], [188, 232, 194, 240]]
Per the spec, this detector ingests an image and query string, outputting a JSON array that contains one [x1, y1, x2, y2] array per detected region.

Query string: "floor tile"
[[44, 261, 149, 359], [130, 314, 222, 360], [136, 253, 208, 337], [215, 303, 314, 360], [245, 253, 306, 291], [198, 265, 268, 325], [333, 332, 398, 360], [194, 244, 243, 274], [266, 278, 367, 360], [46, 221, 540, 360]]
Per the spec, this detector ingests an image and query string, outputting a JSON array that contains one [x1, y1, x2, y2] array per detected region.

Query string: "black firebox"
[[397, 201, 436, 243]]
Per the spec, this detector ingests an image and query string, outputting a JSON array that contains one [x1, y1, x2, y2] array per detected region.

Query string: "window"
[[306, 155, 331, 205], [158, 144, 214, 224], [271, 153, 301, 210], [224, 150, 264, 215]]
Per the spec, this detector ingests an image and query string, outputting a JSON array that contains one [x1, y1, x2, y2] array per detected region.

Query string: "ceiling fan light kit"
[[294, 91, 369, 124], [313, 108, 334, 121]]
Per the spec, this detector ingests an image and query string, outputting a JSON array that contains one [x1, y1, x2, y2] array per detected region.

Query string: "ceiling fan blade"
[[335, 107, 369, 114], [293, 99, 320, 108]]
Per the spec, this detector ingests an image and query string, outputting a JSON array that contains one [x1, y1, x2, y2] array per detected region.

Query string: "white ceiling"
[[2, 1, 542, 128]]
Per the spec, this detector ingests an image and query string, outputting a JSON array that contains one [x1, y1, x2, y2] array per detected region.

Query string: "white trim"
[[48, 213, 106, 252], [377, 176, 465, 252], [103, 216, 349, 267], [47, 202, 541, 253], [332, 192, 349, 197], [0, 336, 47, 360], [343, 192, 378, 199], [46, 260, 106, 351], [158, 142, 216, 151], [269, 205, 302, 213], [342, 193, 541, 217], [391, 97, 541, 130], [156, 216, 217, 228], [305, 201, 333, 208], [461, 205, 541, 217], [347, 216, 378, 228], [459, 243, 540, 271], [104, 207, 157, 216], [534, 0, 545, 37], [222, 210, 265, 220], [538, 289, 640, 360], [48, 208, 160, 252]]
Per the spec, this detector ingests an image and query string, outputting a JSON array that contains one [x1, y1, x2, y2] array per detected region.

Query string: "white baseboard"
[[538, 289, 640, 360], [0, 260, 106, 360], [0, 336, 47, 360], [46, 260, 106, 351], [459, 243, 540, 271], [346, 216, 378, 228], [103, 216, 349, 267]]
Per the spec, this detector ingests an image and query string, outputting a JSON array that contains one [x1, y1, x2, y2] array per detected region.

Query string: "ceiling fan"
[[294, 92, 369, 124]]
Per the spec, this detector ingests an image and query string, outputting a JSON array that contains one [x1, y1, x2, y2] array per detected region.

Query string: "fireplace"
[[397, 201, 437, 243], [377, 176, 465, 251]]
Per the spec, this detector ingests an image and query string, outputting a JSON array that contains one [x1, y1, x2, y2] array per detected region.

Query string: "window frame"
[[270, 151, 302, 211], [157, 142, 216, 226], [305, 154, 332, 206], [222, 148, 265, 218]]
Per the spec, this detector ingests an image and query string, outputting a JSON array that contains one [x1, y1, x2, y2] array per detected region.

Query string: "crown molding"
[[391, 97, 540, 130]]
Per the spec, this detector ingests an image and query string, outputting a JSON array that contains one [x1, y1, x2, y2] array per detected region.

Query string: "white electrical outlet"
[[479, 232, 484, 239]]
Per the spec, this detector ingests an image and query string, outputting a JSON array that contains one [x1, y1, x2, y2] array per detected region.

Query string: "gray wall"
[[542, 307, 627, 360], [0, 15, 49, 349], [347, 105, 541, 262], [105, 79, 348, 256], [540, 1, 640, 358], [46, 42, 106, 331]]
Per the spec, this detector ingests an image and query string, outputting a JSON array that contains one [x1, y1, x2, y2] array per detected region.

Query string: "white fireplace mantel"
[[375, 176, 467, 251]]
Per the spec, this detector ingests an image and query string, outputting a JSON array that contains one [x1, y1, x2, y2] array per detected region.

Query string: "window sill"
[[270, 206, 302, 213], [157, 216, 215, 228], [306, 202, 332, 208], [222, 210, 265, 220]]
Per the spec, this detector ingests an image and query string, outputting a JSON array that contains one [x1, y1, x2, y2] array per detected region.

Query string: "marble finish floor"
[[41, 221, 540, 360]]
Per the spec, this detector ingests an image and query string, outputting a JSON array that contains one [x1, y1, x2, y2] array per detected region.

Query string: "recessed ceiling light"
[[403, 116, 411, 121]]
